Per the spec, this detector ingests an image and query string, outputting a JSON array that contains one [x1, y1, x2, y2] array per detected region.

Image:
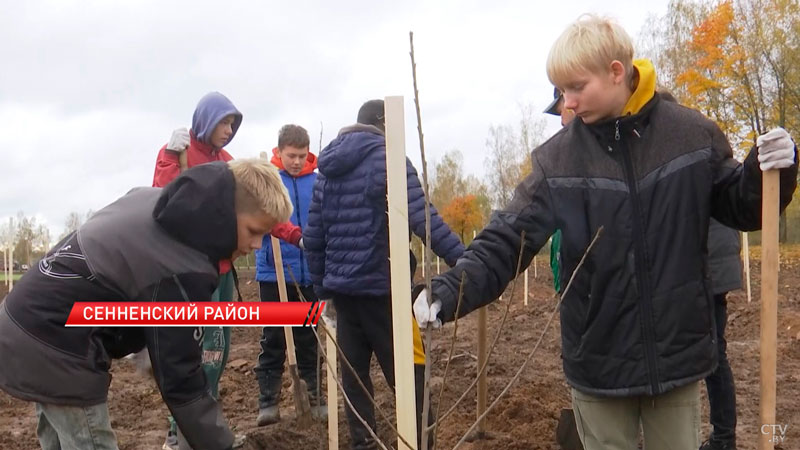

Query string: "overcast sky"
[[0, 0, 670, 238]]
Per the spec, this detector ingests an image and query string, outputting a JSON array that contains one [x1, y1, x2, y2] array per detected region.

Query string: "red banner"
[[65, 302, 325, 327]]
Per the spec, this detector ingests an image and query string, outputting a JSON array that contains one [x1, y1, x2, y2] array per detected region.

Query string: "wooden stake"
[[743, 232, 752, 303], [524, 269, 529, 306], [8, 246, 13, 291], [758, 171, 779, 450], [325, 323, 339, 450], [270, 236, 312, 425], [476, 307, 487, 436], [533, 255, 538, 279], [384, 96, 418, 450]]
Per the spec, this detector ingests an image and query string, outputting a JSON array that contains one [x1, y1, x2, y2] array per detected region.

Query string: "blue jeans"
[[36, 402, 118, 450], [705, 293, 737, 444]]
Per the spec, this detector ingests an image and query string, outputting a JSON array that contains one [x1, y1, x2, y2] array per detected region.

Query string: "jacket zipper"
[[291, 177, 305, 285], [616, 120, 661, 395]]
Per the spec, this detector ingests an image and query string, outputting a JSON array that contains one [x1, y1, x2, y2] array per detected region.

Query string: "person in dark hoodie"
[[304, 99, 465, 450], [0, 159, 293, 450], [253, 124, 325, 425], [413, 15, 797, 450]]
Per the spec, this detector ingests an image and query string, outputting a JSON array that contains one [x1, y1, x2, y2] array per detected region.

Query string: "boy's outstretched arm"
[[139, 273, 234, 450], [416, 157, 557, 326], [710, 126, 797, 230], [270, 221, 302, 247]]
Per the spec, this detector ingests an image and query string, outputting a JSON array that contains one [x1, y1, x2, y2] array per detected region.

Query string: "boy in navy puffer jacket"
[[304, 100, 465, 450]]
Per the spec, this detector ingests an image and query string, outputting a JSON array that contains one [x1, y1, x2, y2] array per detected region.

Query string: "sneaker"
[[162, 430, 179, 450], [700, 439, 737, 450], [256, 405, 280, 426]]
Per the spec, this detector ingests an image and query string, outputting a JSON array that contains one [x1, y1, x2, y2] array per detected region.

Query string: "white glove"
[[128, 348, 152, 378], [166, 127, 190, 153], [413, 289, 442, 329], [321, 300, 336, 329], [298, 238, 305, 250], [757, 128, 796, 171]]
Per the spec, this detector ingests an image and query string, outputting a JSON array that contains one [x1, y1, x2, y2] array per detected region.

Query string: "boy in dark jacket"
[[254, 124, 324, 425], [0, 159, 293, 450], [304, 99, 465, 450], [701, 219, 743, 450], [414, 15, 797, 450]]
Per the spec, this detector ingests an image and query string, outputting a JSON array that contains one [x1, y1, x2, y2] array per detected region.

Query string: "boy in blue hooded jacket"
[[253, 124, 325, 425]]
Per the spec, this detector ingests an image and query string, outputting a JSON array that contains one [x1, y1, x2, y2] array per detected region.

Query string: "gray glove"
[[128, 348, 152, 378], [167, 127, 191, 153], [321, 300, 336, 329]]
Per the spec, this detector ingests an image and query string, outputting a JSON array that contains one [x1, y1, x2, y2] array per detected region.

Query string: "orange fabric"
[[270, 147, 318, 176]]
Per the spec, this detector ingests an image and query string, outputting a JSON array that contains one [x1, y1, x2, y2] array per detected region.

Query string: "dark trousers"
[[335, 294, 432, 450], [705, 293, 737, 444], [254, 282, 321, 408]]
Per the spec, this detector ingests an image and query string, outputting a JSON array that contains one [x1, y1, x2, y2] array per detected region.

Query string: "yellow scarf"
[[622, 59, 657, 116]]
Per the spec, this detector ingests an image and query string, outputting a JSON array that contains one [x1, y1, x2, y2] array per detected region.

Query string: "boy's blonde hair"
[[546, 14, 634, 87], [228, 158, 293, 222]]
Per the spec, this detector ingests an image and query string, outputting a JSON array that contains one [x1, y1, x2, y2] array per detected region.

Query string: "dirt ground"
[[1, 246, 799, 449]]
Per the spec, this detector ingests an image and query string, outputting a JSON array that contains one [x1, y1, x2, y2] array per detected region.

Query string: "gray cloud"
[[0, 0, 668, 236]]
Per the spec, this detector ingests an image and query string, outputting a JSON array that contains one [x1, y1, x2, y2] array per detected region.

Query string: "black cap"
[[544, 87, 563, 116], [357, 99, 385, 131]]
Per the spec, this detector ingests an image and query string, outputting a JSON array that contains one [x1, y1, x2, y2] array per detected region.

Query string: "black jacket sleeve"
[[709, 123, 798, 230], [431, 156, 556, 322], [138, 273, 234, 450]]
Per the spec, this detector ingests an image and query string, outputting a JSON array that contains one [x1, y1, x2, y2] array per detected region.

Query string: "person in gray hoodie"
[[0, 159, 292, 450]]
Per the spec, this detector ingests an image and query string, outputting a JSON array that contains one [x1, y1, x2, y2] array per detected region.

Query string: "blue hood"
[[318, 124, 385, 178], [191, 92, 243, 146]]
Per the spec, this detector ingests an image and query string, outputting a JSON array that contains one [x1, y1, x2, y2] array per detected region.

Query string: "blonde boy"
[[414, 14, 797, 450], [0, 159, 291, 450]]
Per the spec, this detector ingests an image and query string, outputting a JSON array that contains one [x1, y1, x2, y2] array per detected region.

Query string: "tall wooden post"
[[326, 325, 339, 449], [743, 232, 752, 303], [524, 269, 529, 306], [385, 96, 418, 450], [758, 171, 779, 450]]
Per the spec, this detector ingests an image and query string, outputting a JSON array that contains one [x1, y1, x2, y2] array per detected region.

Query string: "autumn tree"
[[430, 149, 492, 226], [441, 195, 484, 242], [641, 0, 800, 241]]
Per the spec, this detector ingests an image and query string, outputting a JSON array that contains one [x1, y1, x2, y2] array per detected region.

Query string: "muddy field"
[[1, 246, 799, 449]]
